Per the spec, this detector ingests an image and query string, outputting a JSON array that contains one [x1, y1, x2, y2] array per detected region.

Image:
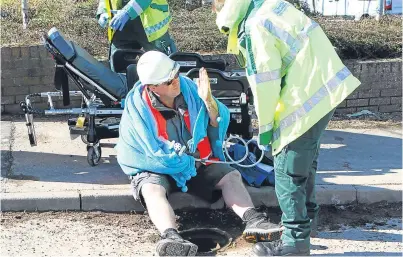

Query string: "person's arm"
[[110, 0, 153, 31], [205, 98, 219, 128], [244, 20, 282, 146], [96, 0, 106, 19], [121, 0, 152, 20], [197, 67, 219, 127]]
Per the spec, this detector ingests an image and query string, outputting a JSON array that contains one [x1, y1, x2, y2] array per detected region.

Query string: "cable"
[[190, 134, 266, 168]]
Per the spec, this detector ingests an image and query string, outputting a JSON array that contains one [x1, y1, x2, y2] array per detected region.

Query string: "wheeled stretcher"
[[21, 28, 254, 166]]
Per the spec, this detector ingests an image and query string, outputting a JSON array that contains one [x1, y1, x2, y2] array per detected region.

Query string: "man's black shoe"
[[243, 209, 284, 242], [253, 240, 310, 256], [156, 228, 198, 256]]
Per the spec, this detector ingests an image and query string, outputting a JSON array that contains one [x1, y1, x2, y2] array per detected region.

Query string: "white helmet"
[[137, 51, 180, 85]]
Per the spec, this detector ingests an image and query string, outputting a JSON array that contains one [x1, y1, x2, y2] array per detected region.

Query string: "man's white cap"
[[137, 51, 180, 85]]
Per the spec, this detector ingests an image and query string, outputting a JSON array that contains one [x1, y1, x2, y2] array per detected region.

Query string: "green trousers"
[[274, 109, 335, 249], [109, 16, 177, 72]]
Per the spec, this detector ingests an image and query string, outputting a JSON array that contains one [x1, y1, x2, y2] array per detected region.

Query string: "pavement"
[[0, 118, 402, 212]]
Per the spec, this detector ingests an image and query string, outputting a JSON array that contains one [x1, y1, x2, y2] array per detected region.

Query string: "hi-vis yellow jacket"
[[97, 0, 171, 42], [216, 0, 361, 155]]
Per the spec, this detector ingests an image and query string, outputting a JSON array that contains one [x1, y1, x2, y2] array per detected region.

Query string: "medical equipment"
[[172, 134, 265, 168]]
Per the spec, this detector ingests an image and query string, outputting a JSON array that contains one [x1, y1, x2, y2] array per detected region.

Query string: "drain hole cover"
[[180, 228, 232, 255]]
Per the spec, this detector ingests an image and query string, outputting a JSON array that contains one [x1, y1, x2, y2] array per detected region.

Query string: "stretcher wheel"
[[81, 135, 88, 145], [87, 146, 102, 166], [82, 135, 100, 146]]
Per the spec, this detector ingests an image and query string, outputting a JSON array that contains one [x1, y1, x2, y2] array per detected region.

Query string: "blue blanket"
[[116, 76, 230, 192]]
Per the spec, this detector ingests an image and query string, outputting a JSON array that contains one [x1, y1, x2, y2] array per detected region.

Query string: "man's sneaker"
[[242, 209, 284, 242], [156, 228, 198, 256], [253, 240, 310, 256]]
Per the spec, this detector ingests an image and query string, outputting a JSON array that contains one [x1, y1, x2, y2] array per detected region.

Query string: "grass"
[[316, 16, 402, 59], [0, 0, 401, 59], [1, 0, 108, 57]]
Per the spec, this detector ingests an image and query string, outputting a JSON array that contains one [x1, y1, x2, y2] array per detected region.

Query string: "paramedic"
[[116, 51, 283, 256], [96, 0, 177, 71], [212, 0, 361, 255]]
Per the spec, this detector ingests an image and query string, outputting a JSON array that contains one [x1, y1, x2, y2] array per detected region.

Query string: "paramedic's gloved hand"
[[249, 139, 270, 153], [109, 10, 130, 31], [258, 144, 270, 152], [98, 13, 109, 28]]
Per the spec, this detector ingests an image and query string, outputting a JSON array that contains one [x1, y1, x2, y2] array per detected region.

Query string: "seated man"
[[116, 51, 283, 256]]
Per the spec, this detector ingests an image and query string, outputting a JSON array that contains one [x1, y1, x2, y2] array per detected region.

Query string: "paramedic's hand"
[[258, 144, 271, 152], [98, 13, 109, 28], [250, 138, 270, 152], [109, 10, 130, 31]]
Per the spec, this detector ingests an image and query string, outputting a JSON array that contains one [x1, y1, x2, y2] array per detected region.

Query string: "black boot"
[[243, 208, 284, 242], [156, 228, 198, 256], [253, 240, 310, 256]]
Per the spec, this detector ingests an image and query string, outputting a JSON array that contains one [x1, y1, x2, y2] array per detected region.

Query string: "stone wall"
[[1, 45, 402, 116], [338, 59, 402, 117], [1, 45, 83, 114]]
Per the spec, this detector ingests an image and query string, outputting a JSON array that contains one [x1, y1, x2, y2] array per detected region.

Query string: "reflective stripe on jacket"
[[98, 0, 171, 42], [236, 0, 361, 155]]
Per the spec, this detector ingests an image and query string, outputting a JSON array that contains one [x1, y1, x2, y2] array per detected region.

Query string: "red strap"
[[183, 110, 214, 164], [142, 87, 168, 140], [183, 110, 191, 132]]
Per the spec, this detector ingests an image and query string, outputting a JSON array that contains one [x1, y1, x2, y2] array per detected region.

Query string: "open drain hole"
[[180, 228, 232, 255]]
